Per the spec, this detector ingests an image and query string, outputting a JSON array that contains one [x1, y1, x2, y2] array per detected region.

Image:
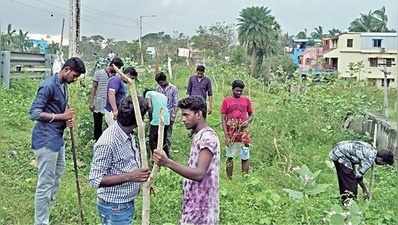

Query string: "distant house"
[[290, 39, 309, 65], [323, 32, 398, 88]]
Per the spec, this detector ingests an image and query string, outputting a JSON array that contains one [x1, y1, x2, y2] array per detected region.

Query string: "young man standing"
[[330, 140, 394, 205], [221, 80, 254, 179], [104, 58, 126, 126], [144, 89, 171, 157], [89, 96, 150, 225], [89, 57, 124, 140], [29, 57, 86, 225], [187, 65, 213, 114], [155, 71, 178, 151], [153, 96, 220, 225]]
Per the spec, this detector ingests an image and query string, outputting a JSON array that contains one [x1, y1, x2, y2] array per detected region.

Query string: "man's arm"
[[207, 79, 213, 114], [108, 90, 118, 116], [187, 77, 192, 96], [89, 145, 150, 188], [89, 80, 98, 111], [29, 85, 74, 122], [171, 87, 179, 122], [153, 148, 213, 182]]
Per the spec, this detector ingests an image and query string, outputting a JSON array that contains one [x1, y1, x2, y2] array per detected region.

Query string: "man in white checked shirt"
[[89, 96, 149, 225]]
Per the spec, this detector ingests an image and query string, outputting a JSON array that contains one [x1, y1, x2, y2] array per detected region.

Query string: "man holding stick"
[[89, 96, 150, 225], [329, 140, 394, 205], [29, 57, 86, 225], [153, 96, 220, 225]]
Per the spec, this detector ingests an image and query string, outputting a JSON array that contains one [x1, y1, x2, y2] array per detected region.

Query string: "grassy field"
[[0, 64, 397, 225]]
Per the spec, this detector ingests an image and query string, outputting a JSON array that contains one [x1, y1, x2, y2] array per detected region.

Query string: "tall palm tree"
[[237, 6, 281, 77], [328, 28, 341, 37]]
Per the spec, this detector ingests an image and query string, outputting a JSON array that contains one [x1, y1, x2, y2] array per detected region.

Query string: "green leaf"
[[330, 214, 345, 225], [282, 188, 304, 200], [306, 184, 329, 195]]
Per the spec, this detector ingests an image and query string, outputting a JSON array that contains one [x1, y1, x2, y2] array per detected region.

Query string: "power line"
[[7, 0, 138, 31]]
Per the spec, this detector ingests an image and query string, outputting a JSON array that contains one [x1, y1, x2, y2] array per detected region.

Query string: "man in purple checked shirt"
[[186, 65, 213, 115]]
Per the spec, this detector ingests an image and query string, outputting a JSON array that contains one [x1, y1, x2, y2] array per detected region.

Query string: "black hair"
[[178, 96, 207, 119], [196, 65, 205, 72], [155, 71, 167, 82], [62, 57, 86, 74], [377, 150, 394, 165], [232, 80, 245, 89], [117, 96, 147, 126], [123, 66, 138, 78], [110, 57, 124, 69], [143, 88, 154, 98]]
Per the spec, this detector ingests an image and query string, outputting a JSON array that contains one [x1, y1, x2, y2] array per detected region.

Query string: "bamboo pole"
[[112, 65, 151, 225], [147, 108, 165, 186]]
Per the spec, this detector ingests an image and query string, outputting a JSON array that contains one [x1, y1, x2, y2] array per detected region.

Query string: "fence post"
[[0, 51, 11, 89]]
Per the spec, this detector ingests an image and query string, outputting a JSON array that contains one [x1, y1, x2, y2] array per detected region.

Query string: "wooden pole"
[[112, 65, 151, 225], [147, 108, 164, 186], [369, 123, 377, 200], [67, 87, 84, 224]]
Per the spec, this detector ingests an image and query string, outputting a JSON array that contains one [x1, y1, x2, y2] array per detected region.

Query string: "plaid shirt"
[[156, 83, 178, 121], [329, 140, 377, 178], [89, 122, 141, 203]]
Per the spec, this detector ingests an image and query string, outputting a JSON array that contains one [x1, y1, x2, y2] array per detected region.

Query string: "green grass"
[[0, 64, 397, 225]]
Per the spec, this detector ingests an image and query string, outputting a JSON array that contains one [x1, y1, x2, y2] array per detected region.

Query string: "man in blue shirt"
[[29, 57, 86, 225]]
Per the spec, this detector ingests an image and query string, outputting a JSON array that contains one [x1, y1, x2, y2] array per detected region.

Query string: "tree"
[[237, 6, 281, 77], [328, 28, 341, 37], [311, 26, 323, 40], [295, 31, 307, 39], [349, 6, 393, 32]]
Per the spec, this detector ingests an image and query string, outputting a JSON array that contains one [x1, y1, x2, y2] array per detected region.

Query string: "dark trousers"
[[333, 161, 358, 204], [93, 112, 104, 141], [149, 125, 170, 157]]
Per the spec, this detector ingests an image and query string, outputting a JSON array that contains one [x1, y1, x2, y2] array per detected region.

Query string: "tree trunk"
[[251, 49, 256, 77]]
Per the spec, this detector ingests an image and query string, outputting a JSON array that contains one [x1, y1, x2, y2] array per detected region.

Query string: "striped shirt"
[[89, 122, 141, 203], [156, 83, 179, 121], [93, 69, 110, 113], [329, 140, 377, 178]]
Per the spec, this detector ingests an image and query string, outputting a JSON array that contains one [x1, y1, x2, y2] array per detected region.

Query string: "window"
[[369, 58, 378, 67], [373, 39, 382, 48], [347, 39, 353, 48], [385, 58, 395, 67]]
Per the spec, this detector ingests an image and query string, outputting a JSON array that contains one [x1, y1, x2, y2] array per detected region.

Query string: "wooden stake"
[[369, 123, 377, 200], [112, 65, 150, 225], [147, 108, 165, 186]]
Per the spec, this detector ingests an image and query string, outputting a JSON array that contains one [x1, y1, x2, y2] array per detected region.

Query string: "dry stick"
[[147, 108, 165, 187], [67, 87, 84, 224], [369, 123, 378, 201], [112, 65, 151, 225]]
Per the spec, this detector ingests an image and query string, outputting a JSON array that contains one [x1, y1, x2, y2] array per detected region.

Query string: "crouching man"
[[329, 140, 394, 205], [89, 96, 149, 225]]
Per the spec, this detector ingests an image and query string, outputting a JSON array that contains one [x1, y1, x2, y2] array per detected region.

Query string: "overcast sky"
[[1, 0, 397, 40]]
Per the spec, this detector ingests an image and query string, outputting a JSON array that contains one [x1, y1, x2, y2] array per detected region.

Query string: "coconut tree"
[[349, 6, 391, 32], [237, 6, 281, 77], [311, 26, 324, 39]]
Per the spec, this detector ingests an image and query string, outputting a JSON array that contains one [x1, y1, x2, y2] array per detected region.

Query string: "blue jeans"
[[97, 198, 135, 225], [34, 146, 65, 225]]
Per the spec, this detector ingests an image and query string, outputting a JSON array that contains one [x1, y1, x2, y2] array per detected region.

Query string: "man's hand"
[[153, 149, 170, 167], [125, 168, 150, 182], [112, 110, 118, 120], [363, 190, 371, 200], [66, 119, 74, 128], [89, 104, 95, 112], [63, 108, 75, 121]]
